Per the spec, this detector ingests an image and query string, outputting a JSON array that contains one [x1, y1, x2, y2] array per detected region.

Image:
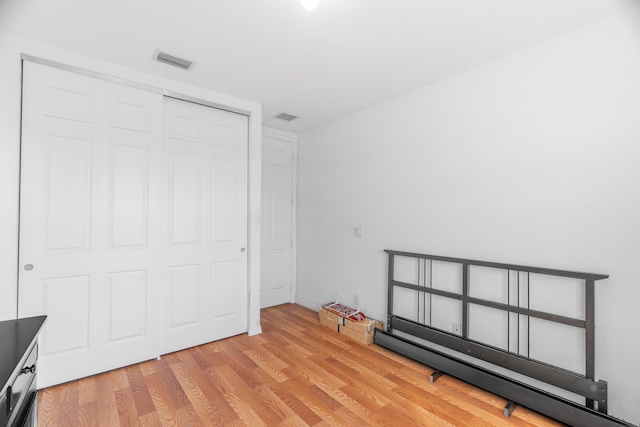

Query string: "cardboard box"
[[343, 317, 382, 335], [319, 307, 383, 345], [338, 324, 375, 345], [318, 307, 342, 332]]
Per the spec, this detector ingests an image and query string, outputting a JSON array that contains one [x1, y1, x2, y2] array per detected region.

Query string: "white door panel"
[[261, 136, 293, 308], [19, 62, 163, 388], [161, 97, 248, 355]]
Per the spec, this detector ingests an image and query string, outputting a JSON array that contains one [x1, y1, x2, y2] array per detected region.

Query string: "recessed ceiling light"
[[300, 0, 320, 11]]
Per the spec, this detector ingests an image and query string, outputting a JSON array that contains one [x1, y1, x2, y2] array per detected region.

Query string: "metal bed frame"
[[374, 249, 636, 427]]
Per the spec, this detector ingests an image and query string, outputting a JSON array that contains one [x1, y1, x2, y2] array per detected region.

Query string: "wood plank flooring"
[[38, 304, 564, 426]]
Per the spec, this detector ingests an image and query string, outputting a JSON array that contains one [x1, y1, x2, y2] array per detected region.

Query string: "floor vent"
[[272, 112, 298, 122], [153, 49, 195, 71]]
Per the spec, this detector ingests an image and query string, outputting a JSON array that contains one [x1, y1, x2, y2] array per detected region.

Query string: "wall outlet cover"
[[453, 323, 461, 335]]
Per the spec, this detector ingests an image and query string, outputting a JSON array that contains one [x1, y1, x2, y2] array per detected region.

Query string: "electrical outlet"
[[353, 294, 359, 307], [452, 323, 461, 335]]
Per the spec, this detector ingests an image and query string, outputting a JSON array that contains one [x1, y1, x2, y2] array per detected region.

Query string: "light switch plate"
[[354, 226, 362, 237]]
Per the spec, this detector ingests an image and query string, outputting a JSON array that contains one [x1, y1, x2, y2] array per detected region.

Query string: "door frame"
[[262, 127, 298, 304], [18, 54, 263, 336]]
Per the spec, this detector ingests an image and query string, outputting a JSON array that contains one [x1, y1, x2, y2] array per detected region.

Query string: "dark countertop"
[[0, 316, 46, 402]]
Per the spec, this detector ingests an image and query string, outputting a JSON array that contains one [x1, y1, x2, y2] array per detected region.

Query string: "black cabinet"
[[0, 316, 46, 427]]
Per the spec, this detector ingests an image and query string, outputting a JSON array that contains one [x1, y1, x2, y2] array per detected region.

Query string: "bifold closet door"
[[19, 61, 163, 388], [161, 97, 248, 355]]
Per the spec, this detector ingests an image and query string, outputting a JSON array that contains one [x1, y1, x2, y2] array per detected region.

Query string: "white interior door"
[[19, 61, 163, 388], [260, 135, 293, 308], [161, 97, 248, 354]]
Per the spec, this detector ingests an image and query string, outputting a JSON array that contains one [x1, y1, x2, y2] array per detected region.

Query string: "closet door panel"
[[19, 62, 163, 388], [168, 150, 201, 245], [108, 142, 150, 249], [162, 97, 248, 354], [44, 134, 93, 251]]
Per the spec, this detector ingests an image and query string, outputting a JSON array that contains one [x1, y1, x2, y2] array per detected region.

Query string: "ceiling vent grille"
[[153, 49, 195, 71], [272, 112, 298, 122]]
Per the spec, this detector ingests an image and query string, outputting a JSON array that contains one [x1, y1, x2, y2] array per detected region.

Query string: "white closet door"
[[161, 97, 248, 354], [19, 62, 163, 388], [260, 136, 293, 308]]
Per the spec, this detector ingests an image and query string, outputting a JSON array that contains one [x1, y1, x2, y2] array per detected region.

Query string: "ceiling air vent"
[[272, 112, 298, 122], [152, 49, 195, 71]]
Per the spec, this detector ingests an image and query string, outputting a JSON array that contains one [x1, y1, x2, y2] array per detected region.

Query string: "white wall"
[[297, 7, 640, 423], [0, 32, 263, 335]]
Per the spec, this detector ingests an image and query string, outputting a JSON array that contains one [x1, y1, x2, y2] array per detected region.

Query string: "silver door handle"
[[240, 247, 246, 252], [24, 264, 34, 271]]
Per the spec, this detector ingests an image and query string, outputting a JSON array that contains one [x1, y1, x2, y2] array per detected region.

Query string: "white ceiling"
[[1, 0, 637, 133]]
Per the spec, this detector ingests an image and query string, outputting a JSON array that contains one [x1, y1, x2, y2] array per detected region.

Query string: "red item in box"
[[322, 302, 365, 322]]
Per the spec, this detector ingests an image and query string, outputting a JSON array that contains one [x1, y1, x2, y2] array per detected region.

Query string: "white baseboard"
[[247, 325, 263, 336], [295, 298, 321, 312]]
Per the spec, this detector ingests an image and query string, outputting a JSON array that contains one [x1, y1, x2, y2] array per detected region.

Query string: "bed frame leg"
[[504, 401, 517, 418], [429, 370, 444, 383]]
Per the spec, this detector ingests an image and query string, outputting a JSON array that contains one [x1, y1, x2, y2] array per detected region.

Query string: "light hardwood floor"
[[37, 304, 564, 426]]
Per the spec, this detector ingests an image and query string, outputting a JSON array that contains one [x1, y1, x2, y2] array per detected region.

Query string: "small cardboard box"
[[338, 324, 376, 345], [343, 317, 382, 335], [319, 306, 383, 345], [339, 317, 383, 345], [319, 307, 342, 332]]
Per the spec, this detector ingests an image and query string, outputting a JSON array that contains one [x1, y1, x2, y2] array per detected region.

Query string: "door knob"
[[24, 264, 34, 271], [240, 247, 246, 252]]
